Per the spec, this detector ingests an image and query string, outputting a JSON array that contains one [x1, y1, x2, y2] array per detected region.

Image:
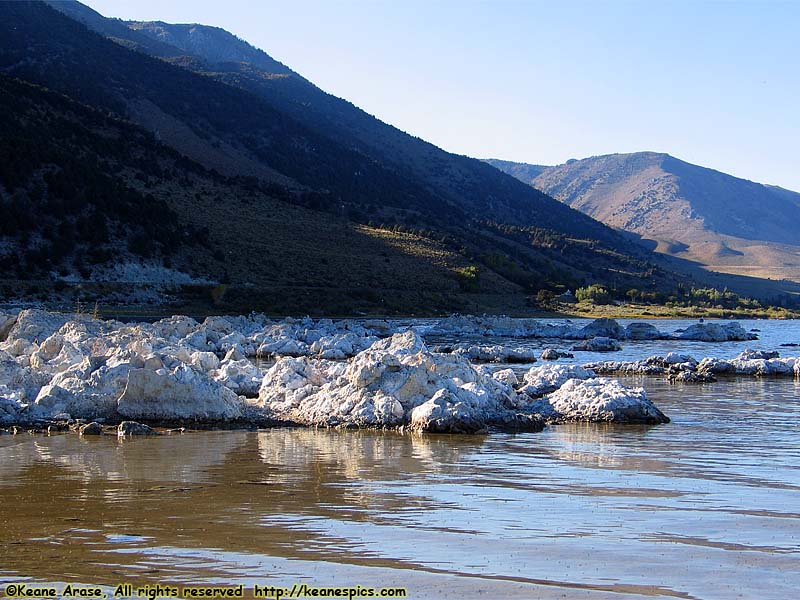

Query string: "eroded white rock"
[[453, 344, 537, 364], [258, 331, 539, 433], [533, 378, 669, 424], [519, 364, 595, 397], [117, 365, 243, 420], [678, 322, 756, 342]]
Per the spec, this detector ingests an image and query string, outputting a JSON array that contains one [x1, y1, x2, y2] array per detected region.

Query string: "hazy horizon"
[[81, 0, 800, 191]]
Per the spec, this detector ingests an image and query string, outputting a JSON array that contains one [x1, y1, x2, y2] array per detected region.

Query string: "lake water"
[[2, 319, 799, 599]]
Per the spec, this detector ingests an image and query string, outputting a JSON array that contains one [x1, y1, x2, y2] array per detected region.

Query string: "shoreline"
[[2, 301, 799, 322]]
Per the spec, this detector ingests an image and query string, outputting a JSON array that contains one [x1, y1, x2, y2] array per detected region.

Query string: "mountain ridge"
[[486, 153, 800, 283]]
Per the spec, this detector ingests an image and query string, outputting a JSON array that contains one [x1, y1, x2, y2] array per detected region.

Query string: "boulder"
[[257, 337, 309, 358], [34, 361, 132, 420], [697, 357, 734, 374], [149, 316, 200, 342], [533, 378, 669, 424], [224, 346, 246, 362], [5, 309, 71, 343], [678, 322, 757, 342], [79, 422, 104, 435], [579, 318, 625, 340], [310, 332, 378, 360], [409, 387, 543, 434], [189, 351, 221, 372], [625, 322, 663, 340], [571, 337, 622, 352], [2, 358, 54, 402], [453, 344, 537, 364], [669, 371, 716, 383], [118, 421, 158, 436], [0, 312, 18, 342], [1, 338, 36, 358], [0, 392, 22, 424], [735, 349, 779, 361], [539, 348, 573, 361], [729, 357, 795, 376], [211, 358, 263, 396], [409, 388, 487, 433], [583, 358, 667, 376], [491, 368, 519, 387], [665, 352, 697, 365]]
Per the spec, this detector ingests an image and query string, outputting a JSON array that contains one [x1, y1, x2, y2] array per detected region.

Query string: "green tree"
[[576, 284, 611, 304]]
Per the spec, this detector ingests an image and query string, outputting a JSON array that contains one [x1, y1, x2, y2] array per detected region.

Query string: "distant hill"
[[488, 152, 800, 283], [484, 159, 549, 183]]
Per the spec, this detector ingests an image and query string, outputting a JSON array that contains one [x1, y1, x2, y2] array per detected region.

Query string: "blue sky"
[[83, 0, 800, 190]]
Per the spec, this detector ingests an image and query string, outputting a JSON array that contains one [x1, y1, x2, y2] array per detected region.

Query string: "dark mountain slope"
[[0, 2, 696, 310], [0, 74, 192, 278], [39, 1, 186, 59], [127, 20, 293, 74], [484, 159, 549, 183], [44, 0, 626, 241], [3, 1, 453, 218], [490, 152, 800, 283], [0, 74, 528, 314]]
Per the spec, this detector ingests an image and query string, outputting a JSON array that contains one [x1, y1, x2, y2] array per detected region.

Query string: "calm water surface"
[[2, 319, 800, 599]]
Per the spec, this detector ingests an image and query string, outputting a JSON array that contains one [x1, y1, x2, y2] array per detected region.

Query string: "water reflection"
[[1, 377, 799, 599]]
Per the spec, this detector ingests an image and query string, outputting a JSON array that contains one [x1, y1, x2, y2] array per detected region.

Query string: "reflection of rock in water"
[[0, 437, 40, 481], [257, 429, 485, 481], [540, 422, 665, 470], [256, 429, 488, 519], [28, 431, 246, 483]]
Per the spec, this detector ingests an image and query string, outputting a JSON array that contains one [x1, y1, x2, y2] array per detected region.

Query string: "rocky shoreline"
[[0, 309, 775, 435], [585, 349, 800, 382]]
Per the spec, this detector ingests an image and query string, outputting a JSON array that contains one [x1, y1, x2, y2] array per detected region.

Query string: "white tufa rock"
[[257, 331, 540, 433], [539, 348, 573, 360], [452, 344, 537, 364], [678, 322, 757, 342], [519, 364, 595, 397], [533, 378, 669, 424], [117, 365, 243, 420]]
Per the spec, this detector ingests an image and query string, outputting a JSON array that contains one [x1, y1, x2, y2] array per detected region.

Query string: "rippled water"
[[2, 319, 800, 599]]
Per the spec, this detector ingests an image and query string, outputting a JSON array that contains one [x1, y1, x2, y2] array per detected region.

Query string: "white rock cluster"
[[0, 309, 266, 423], [448, 344, 538, 363], [571, 337, 622, 352], [678, 322, 757, 342], [530, 378, 669, 424], [430, 314, 756, 342], [256, 331, 541, 433], [0, 310, 671, 431], [257, 342, 668, 430], [586, 349, 798, 381], [539, 348, 574, 360], [518, 364, 596, 397]]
